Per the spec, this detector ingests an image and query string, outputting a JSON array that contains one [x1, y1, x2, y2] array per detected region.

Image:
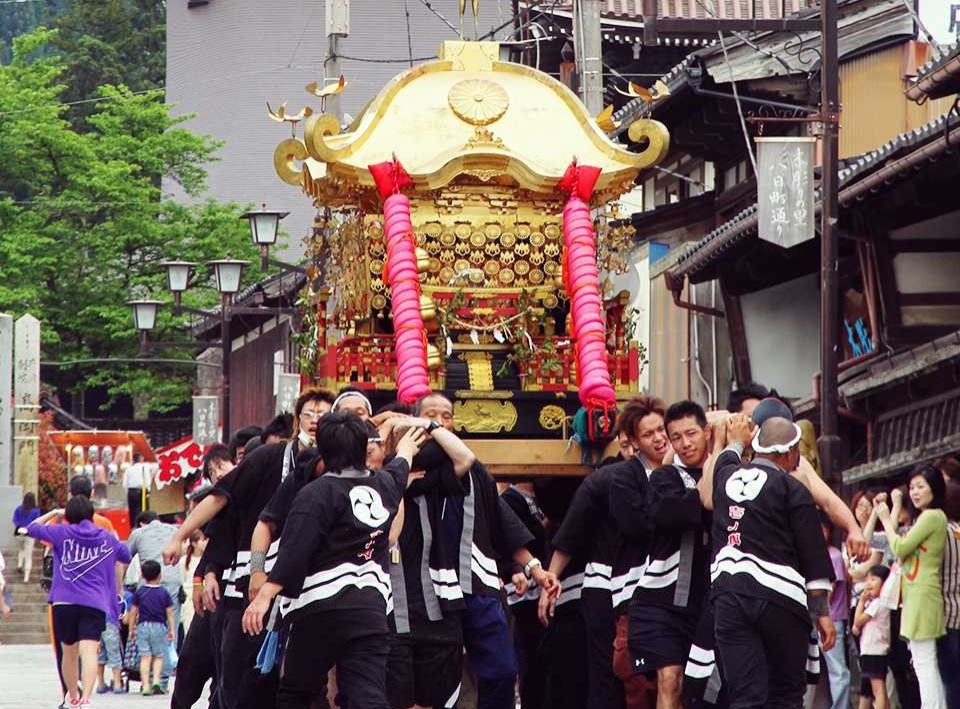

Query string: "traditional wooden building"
[[191, 269, 305, 433], [637, 3, 960, 484], [612, 0, 955, 416]]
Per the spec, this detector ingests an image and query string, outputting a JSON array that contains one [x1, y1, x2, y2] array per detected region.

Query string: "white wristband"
[[524, 558, 542, 576]]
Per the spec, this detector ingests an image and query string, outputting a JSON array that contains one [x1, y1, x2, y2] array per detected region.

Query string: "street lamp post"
[[206, 256, 249, 443], [240, 204, 289, 271], [126, 299, 164, 355], [130, 205, 303, 444]]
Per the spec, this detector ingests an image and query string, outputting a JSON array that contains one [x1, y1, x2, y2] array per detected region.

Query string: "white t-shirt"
[[860, 598, 891, 656], [125, 462, 148, 489]]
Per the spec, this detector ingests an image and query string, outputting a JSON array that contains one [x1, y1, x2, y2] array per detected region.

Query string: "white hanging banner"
[[276, 373, 301, 415], [192, 395, 220, 446], [756, 137, 816, 249]]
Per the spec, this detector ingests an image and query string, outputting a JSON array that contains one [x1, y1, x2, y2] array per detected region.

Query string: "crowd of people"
[[15, 380, 960, 709]]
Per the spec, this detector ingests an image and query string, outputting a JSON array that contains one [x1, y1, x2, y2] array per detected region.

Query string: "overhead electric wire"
[[415, 0, 459, 33]]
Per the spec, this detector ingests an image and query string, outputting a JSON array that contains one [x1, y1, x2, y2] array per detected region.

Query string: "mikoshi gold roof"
[[275, 40, 669, 205]]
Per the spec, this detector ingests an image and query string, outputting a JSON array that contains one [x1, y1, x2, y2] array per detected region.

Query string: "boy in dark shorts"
[[852, 565, 892, 709], [129, 560, 175, 696]]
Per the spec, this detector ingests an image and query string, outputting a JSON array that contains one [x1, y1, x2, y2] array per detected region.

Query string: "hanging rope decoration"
[[369, 159, 432, 404], [559, 160, 618, 424]]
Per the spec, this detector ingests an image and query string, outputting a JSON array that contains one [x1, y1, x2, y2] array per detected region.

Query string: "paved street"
[[0, 644, 210, 709]]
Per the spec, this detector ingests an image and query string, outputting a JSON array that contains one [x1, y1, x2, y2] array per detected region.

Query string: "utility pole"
[[573, 0, 604, 113], [325, 0, 349, 121], [818, 0, 842, 486]]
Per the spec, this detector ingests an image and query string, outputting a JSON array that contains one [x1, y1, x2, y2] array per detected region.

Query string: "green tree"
[[0, 29, 268, 415], [0, 0, 69, 63], [51, 0, 166, 128]]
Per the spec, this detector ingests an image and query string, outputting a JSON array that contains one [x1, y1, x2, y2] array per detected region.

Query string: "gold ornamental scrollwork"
[[448, 79, 509, 126], [626, 119, 671, 168], [303, 113, 346, 163], [453, 400, 518, 433], [538, 404, 566, 431], [274, 138, 309, 185]]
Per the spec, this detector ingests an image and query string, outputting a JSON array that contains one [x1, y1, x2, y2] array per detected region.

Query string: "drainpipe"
[[690, 285, 715, 408], [665, 272, 725, 319]]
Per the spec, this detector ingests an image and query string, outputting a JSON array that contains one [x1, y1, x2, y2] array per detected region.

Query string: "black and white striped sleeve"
[[268, 482, 335, 597]]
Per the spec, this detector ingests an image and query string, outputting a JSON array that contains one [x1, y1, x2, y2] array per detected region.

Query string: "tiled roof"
[[843, 387, 960, 483], [905, 43, 960, 100], [841, 330, 960, 400], [537, 0, 811, 20], [610, 0, 912, 135], [913, 42, 959, 81], [670, 110, 960, 278]]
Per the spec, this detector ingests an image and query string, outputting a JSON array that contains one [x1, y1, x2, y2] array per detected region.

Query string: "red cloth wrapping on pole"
[[369, 159, 431, 404], [559, 162, 618, 415]]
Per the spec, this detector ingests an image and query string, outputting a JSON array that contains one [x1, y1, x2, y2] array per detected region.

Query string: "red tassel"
[[368, 159, 414, 200]]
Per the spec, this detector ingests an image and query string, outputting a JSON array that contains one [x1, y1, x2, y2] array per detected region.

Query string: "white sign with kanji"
[[757, 137, 816, 249]]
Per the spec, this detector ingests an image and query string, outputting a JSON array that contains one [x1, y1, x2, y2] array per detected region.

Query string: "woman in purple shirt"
[[29, 496, 132, 709], [12, 492, 42, 583]]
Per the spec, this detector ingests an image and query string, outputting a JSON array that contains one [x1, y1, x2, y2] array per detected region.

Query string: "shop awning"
[[49, 430, 157, 463], [155, 435, 208, 489]]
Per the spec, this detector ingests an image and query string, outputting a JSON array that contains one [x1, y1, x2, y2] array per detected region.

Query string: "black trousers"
[[277, 608, 389, 709], [580, 589, 624, 709], [127, 488, 144, 524], [713, 593, 810, 709], [171, 610, 218, 709], [543, 607, 589, 709], [511, 601, 548, 709], [219, 606, 278, 709]]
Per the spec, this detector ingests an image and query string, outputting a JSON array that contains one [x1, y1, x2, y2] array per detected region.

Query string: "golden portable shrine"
[[272, 40, 669, 475]]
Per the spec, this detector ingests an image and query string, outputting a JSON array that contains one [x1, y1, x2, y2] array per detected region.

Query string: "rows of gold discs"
[[367, 221, 563, 293]]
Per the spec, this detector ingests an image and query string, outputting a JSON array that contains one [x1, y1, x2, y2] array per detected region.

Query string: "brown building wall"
[[228, 320, 294, 433], [840, 43, 956, 159]]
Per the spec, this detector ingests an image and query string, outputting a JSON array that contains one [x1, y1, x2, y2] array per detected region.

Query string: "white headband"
[[751, 422, 802, 454], [332, 391, 373, 415]]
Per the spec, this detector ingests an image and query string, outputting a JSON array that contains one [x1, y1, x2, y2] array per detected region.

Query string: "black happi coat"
[[390, 442, 465, 636], [454, 462, 533, 597], [269, 462, 408, 624], [710, 447, 834, 623]]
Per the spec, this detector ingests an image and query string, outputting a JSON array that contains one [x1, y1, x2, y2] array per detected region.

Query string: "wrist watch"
[[524, 557, 542, 576], [426, 420, 441, 433]]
